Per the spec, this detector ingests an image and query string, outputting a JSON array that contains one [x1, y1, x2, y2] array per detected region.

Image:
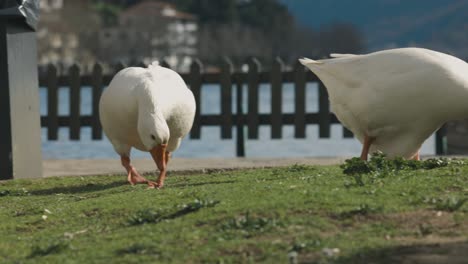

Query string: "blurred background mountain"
[[37, 0, 467, 71], [281, 0, 468, 57]]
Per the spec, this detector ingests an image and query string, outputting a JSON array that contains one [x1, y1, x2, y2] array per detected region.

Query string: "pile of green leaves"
[[222, 212, 278, 231], [341, 152, 464, 176]]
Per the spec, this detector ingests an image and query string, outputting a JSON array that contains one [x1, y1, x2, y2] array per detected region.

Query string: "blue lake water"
[[39, 84, 435, 159]]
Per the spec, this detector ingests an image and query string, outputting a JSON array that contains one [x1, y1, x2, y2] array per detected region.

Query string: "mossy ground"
[[0, 160, 467, 263]]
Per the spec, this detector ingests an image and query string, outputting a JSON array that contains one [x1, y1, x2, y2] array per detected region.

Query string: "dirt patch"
[[341, 240, 468, 264], [389, 241, 468, 264], [329, 209, 466, 235], [384, 210, 459, 227], [218, 244, 266, 262]]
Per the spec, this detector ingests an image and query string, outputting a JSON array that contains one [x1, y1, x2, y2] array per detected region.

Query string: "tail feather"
[[148, 61, 160, 69], [330, 53, 357, 58], [147, 61, 161, 81], [299, 57, 323, 66]]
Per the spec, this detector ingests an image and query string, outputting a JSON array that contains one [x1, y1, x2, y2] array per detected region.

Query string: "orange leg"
[[166, 151, 171, 166], [360, 135, 376, 161], [148, 144, 168, 189], [411, 150, 420, 161], [121, 155, 148, 185]]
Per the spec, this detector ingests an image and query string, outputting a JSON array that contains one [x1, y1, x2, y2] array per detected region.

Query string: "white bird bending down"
[[300, 48, 468, 160], [99, 62, 195, 188]]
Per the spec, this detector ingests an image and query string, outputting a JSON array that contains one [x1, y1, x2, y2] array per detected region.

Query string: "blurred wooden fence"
[[38, 58, 447, 157]]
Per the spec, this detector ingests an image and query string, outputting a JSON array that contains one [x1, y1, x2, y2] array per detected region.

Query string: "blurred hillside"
[[161, 0, 365, 64], [280, 0, 468, 58], [37, 0, 365, 70]]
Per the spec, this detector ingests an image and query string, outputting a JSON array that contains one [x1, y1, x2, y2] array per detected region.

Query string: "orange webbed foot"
[[122, 155, 148, 186], [149, 144, 168, 189], [147, 180, 163, 189], [127, 167, 148, 185], [411, 150, 420, 161]]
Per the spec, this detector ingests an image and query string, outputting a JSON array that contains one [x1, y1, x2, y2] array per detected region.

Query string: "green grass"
[[0, 159, 467, 263]]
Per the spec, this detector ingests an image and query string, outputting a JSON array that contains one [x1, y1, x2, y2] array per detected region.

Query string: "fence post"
[[47, 64, 59, 140], [235, 74, 245, 157], [247, 57, 260, 139], [0, 7, 42, 179], [220, 57, 233, 139], [91, 63, 103, 140], [343, 127, 354, 138], [137, 61, 147, 68], [114, 62, 126, 73], [271, 57, 283, 139], [160, 59, 171, 69], [189, 59, 202, 139], [294, 60, 306, 138], [435, 124, 447, 155], [69, 64, 81, 140], [318, 80, 331, 138]]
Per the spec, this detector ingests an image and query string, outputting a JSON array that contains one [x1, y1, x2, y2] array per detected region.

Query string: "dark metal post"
[[435, 124, 447, 155], [0, 1, 42, 179], [189, 59, 202, 139], [235, 75, 245, 157]]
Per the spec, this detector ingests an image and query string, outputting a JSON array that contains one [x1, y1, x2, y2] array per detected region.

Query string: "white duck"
[[300, 48, 468, 160], [99, 62, 195, 188]]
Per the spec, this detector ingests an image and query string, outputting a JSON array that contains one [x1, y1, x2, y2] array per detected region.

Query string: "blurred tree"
[[161, 0, 300, 64], [237, 0, 295, 60], [93, 2, 122, 27], [165, 0, 236, 24], [318, 23, 366, 56], [68, 0, 367, 66], [37, 0, 103, 68], [288, 26, 319, 60], [61, 0, 101, 32], [163, 0, 367, 64]]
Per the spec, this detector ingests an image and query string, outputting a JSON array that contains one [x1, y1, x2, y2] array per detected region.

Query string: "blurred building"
[[39, 0, 64, 12], [37, 0, 71, 66], [37, 0, 198, 72], [99, 0, 198, 71], [37, 0, 100, 70]]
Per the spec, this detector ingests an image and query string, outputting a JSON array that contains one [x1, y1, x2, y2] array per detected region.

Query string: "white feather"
[[300, 47, 468, 158], [99, 63, 196, 156], [329, 53, 358, 58]]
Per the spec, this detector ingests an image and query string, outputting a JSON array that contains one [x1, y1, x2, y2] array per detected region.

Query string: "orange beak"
[[149, 144, 167, 188]]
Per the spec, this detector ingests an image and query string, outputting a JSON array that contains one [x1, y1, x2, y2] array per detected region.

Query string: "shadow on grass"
[[115, 243, 161, 256], [335, 240, 468, 264], [28, 239, 69, 258], [128, 199, 219, 225], [6, 179, 235, 197], [170, 180, 236, 188], [27, 181, 125, 196]]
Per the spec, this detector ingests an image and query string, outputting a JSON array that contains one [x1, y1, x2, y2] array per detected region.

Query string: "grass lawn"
[[0, 157, 467, 263]]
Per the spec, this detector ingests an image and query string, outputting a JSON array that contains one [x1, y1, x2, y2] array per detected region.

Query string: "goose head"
[[138, 109, 170, 172]]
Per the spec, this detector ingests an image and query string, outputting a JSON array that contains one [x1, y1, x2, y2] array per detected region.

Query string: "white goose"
[[300, 48, 468, 160], [99, 62, 195, 188]]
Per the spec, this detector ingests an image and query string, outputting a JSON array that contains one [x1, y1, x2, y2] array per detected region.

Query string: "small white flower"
[[64, 232, 74, 239], [42, 215, 48, 220], [322, 247, 340, 257], [75, 229, 87, 234], [288, 251, 298, 264]]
